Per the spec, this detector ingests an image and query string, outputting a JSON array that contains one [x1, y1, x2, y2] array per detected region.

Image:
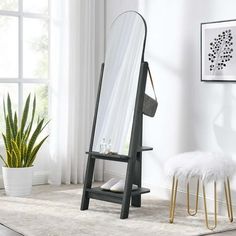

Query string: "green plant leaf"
[[41, 120, 50, 133], [0, 154, 8, 167], [26, 135, 49, 167], [19, 137, 27, 165], [22, 124, 30, 142], [3, 98, 6, 121], [11, 140, 21, 166], [22, 142, 27, 166], [13, 111, 18, 136], [11, 149, 17, 167], [7, 94, 15, 138], [16, 131, 21, 146], [6, 116, 12, 152], [2, 133, 7, 150], [20, 94, 31, 137], [6, 150, 12, 167], [26, 119, 44, 158], [25, 95, 36, 141]]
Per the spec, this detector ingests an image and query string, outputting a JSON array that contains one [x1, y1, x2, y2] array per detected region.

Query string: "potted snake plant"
[[0, 94, 49, 196]]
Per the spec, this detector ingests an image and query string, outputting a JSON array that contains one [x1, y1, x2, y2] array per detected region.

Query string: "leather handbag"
[[143, 66, 158, 117]]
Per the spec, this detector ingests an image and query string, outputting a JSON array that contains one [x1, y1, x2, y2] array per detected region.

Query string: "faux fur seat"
[[165, 151, 235, 182], [164, 150, 235, 230]]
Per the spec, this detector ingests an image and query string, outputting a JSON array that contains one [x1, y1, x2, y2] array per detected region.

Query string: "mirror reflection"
[[93, 11, 146, 155]]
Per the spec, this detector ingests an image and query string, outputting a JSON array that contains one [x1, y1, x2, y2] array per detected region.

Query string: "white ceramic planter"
[[2, 166, 34, 197]]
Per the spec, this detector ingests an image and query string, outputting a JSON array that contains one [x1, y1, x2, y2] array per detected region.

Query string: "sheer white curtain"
[[48, 0, 104, 185]]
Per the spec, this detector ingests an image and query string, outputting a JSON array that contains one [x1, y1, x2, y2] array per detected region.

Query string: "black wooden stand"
[[81, 62, 153, 219]]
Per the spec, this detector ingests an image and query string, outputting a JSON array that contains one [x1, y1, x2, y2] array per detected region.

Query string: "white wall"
[[104, 0, 236, 210]]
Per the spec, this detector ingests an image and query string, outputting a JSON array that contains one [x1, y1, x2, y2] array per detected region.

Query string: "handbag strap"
[[147, 65, 157, 101]]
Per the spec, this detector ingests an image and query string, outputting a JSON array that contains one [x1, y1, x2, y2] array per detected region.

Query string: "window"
[[0, 0, 49, 134]]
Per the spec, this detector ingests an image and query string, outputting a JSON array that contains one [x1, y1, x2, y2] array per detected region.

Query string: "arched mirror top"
[[106, 11, 147, 62]]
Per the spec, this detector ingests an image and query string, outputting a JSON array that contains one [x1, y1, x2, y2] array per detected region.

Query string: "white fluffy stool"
[[165, 151, 235, 230]]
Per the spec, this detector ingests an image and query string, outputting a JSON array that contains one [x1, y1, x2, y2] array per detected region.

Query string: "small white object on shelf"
[[100, 178, 119, 190], [100, 178, 138, 192], [106, 139, 112, 154], [110, 179, 138, 192], [100, 138, 107, 154]]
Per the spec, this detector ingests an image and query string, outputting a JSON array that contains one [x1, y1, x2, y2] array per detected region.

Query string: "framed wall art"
[[201, 19, 236, 82]]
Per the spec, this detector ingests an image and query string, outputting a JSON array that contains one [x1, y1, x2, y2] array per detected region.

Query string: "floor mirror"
[[81, 11, 156, 219]]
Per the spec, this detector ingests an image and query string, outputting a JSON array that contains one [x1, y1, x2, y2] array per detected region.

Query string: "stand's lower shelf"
[[86, 187, 150, 204]]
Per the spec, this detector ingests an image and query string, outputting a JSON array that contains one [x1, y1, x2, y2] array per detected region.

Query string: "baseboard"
[[0, 171, 49, 189], [143, 181, 236, 216], [32, 171, 49, 185], [0, 175, 4, 189]]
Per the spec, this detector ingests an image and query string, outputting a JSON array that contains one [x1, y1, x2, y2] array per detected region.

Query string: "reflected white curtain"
[[48, 0, 104, 185]]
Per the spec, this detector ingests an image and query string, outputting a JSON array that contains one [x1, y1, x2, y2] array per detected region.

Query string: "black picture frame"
[[201, 19, 236, 82]]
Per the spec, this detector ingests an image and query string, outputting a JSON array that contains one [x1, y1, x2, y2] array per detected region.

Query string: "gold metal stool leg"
[[203, 181, 217, 230], [187, 179, 199, 216], [224, 177, 233, 222], [169, 176, 178, 223]]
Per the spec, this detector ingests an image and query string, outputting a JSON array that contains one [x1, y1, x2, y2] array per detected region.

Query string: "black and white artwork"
[[201, 19, 236, 82]]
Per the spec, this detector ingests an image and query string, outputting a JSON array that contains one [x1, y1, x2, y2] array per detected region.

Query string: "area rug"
[[0, 184, 235, 236]]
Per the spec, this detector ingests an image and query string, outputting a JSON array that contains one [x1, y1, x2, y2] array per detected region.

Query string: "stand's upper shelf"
[[86, 151, 129, 162], [86, 146, 153, 162], [137, 146, 153, 152]]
